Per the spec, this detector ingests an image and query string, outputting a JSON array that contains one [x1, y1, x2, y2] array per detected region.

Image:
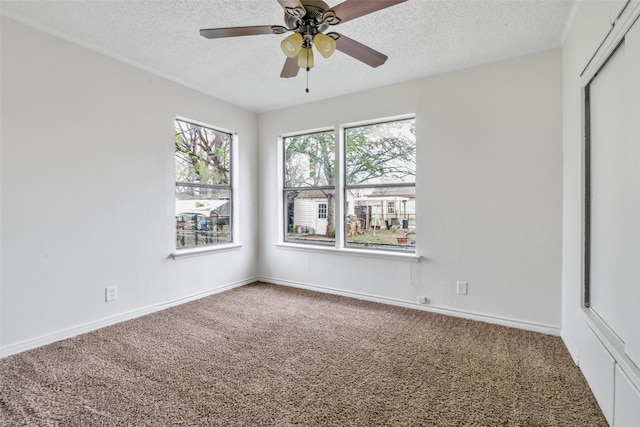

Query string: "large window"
[[175, 119, 232, 249], [283, 117, 416, 253], [344, 118, 416, 252], [283, 130, 335, 245]]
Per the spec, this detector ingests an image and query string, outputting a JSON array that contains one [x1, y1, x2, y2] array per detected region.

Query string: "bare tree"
[[175, 120, 230, 198]]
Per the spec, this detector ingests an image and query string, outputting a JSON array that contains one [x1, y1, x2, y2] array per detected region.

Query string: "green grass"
[[347, 229, 407, 244], [288, 228, 415, 250]]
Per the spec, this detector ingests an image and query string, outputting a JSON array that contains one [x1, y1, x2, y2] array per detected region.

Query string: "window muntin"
[[175, 119, 232, 249], [344, 118, 416, 252], [284, 130, 335, 244]]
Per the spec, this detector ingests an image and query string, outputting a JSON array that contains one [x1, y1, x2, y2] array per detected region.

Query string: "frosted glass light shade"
[[313, 33, 336, 58], [281, 33, 303, 58], [298, 47, 314, 69]]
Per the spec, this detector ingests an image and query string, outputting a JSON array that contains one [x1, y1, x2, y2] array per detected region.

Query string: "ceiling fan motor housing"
[[284, 0, 331, 35]]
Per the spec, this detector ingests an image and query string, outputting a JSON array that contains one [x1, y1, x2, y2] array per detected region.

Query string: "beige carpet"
[[1, 282, 606, 426]]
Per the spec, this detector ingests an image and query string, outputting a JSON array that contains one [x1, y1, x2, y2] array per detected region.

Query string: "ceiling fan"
[[200, 0, 407, 88]]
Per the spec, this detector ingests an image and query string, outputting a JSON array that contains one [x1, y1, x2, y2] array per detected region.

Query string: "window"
[[344, 118, 416, 252], [282, 117, 416, 253], [175, 118, 232, 249], [283, 130, 335, 245], [318, 203, 327, 219], [387, 201, 395, 214]]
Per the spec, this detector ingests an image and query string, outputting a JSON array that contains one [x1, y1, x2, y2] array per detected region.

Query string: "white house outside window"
[[175, 118, 233, 249]]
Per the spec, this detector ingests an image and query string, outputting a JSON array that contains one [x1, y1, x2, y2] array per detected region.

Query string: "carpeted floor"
[[1, 282, 606, 426]]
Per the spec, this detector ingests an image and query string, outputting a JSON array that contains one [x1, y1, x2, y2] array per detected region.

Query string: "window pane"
[[345, 119, 415, 186], [345, 186, 415, 252], [285, 189, 335, 245], [176, 186, 231, 248], [318, 203, 327, 219], [175, 119, 231, 186], [284, 131, 335, 188]]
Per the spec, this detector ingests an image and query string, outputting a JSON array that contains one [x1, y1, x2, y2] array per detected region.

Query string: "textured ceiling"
[[1, 0, 574, 112]]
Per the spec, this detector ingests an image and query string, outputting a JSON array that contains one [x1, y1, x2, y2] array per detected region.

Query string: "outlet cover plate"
[[456, 281, 468, 295], [106, 286, 117, 302]]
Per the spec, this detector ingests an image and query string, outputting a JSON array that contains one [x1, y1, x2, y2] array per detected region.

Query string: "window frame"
[[342, 116, 416, 253], [174, 117, 235, 253], [318, 202, 328, 219], [387, 201, 395, 215], [282, 128, 336, 246], [280, 115, 417, 257]]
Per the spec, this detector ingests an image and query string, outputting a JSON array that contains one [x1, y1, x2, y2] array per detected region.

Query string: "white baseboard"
[[3, 276, 561, 358], [561, 331, 580, 365], [1, 277, 257, 358], [259, 276, 561, 337]]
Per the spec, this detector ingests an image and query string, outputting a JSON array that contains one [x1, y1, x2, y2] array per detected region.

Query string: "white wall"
[[562, 1, 640, 425], [258, 48, 563, 333], [0, 17, 259, 356]]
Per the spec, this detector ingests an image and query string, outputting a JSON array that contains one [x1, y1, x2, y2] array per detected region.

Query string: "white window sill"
[[274, 242, 421, 262], [171, 243, 244, 260]]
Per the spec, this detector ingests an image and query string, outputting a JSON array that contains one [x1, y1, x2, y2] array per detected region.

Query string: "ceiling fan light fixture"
[[313, 32, 336, 58], [297, 47, 314, 70], [281, 32, 303, 58]]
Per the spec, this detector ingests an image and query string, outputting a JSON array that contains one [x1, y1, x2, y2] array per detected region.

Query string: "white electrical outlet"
[[456, 281, 468, 295], [417, 296, 428, 304], [105, 286, 117, 302]]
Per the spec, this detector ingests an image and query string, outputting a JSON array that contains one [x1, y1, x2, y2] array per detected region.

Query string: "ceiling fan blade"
[[280, 56, 300, 78], [323, 0, 407, 25], [277, 0, 307, 19], [328, 33, 388, 68], [200, 25, 287, 39]]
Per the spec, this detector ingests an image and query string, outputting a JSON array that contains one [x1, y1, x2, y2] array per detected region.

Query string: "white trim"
[[171, 243, 244, 259], [581, 309, 640, 391], [231, 132, 240, 244], [342, 113, 416, 131], [175, 116, 236, 137], [260, 277, 561, 336], [580, 2, 640, 86], [277, 135, 285, 243], [274, 242, 420, 262], [279, 126, 335, 139], [335, 124, 346, 248], [561, 332, 580, 365], [1, 276, 561, 358], [0, 278, 256, 358]]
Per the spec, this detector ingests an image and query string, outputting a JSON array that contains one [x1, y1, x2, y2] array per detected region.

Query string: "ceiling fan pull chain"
[[306, 47, 310, 93]]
